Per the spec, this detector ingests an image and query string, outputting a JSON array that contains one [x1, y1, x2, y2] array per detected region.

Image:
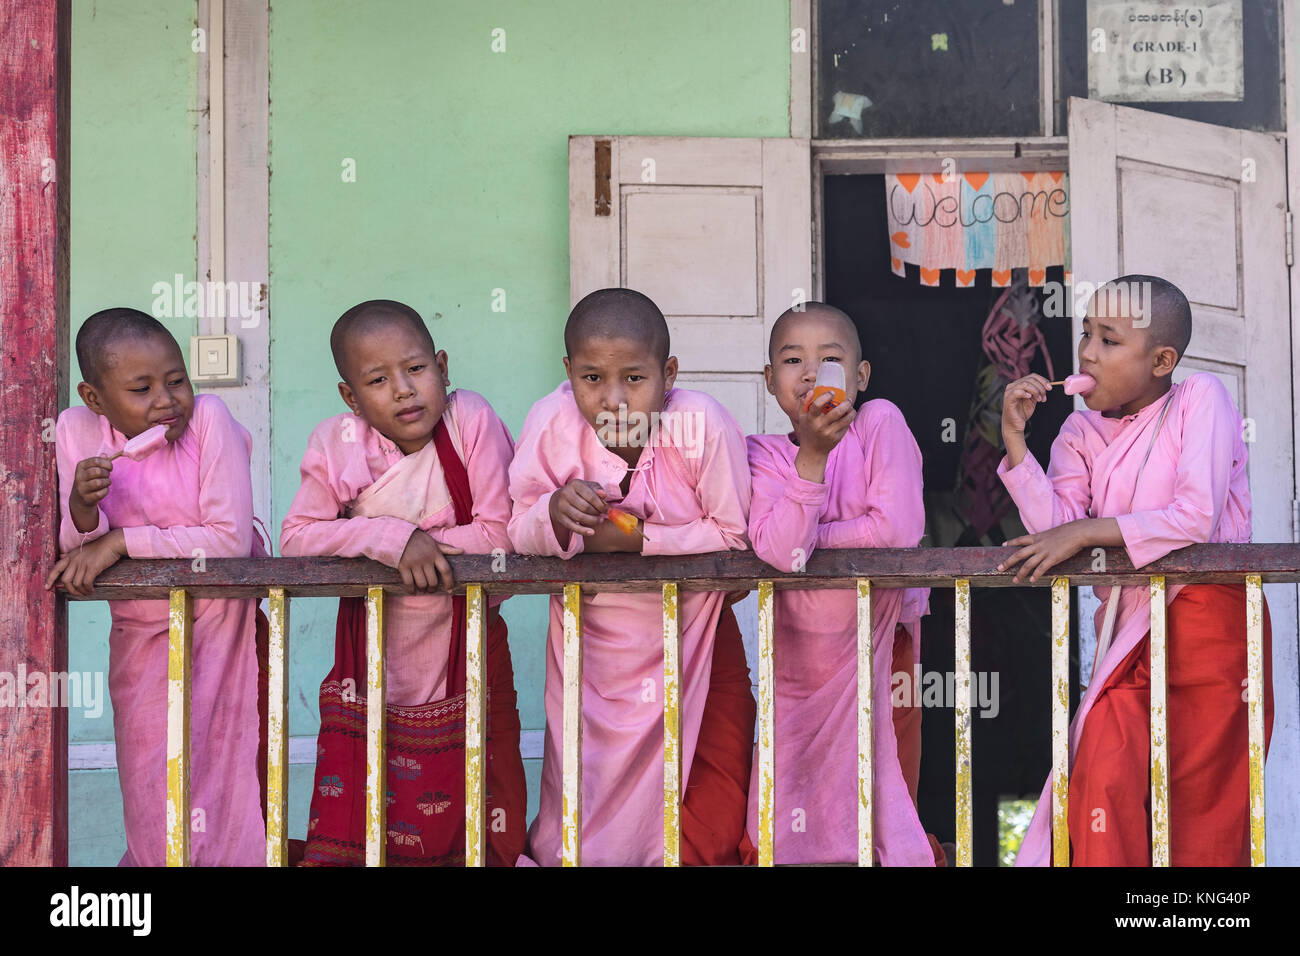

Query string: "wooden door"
[[569, 136, 811, 435], [1068, 96, 1297, 856]]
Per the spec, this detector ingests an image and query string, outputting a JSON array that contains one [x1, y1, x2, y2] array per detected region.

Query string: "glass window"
[[1056, 0, 1283, 132], [817, 0, 1043, 138]]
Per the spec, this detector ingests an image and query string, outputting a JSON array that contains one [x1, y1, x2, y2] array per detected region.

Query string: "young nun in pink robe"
[[509, 288, 753, 866], [739, 303, 942, 866], [46, 308, 267, 866], [280, 300, 526, 866], [997, 276, 1274, 866]]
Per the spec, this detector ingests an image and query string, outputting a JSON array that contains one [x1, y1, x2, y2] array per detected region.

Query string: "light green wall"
[[67, 0, 789, 864], [66, 0, 198, 863]]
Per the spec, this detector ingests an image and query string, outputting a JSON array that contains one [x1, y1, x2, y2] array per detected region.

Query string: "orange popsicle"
[[607, 507, 648, 540], [805, 360, 847, 412]]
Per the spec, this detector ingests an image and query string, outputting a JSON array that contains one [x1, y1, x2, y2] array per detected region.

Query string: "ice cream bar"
[[110, 424, 169, 462], [607, 507, 648, 540], [805, 360, 847, 412], [1062, 373, 1096, 396]]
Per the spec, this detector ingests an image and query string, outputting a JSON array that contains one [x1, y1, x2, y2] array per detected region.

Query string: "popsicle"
[[109, 424, 169, 462], [1050, 373, 1096, 396], [607, 507, 648, 540], [805, 361, 847, 412]]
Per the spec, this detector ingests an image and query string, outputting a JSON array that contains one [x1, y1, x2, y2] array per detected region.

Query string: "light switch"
[[190, 334, 241, 386]]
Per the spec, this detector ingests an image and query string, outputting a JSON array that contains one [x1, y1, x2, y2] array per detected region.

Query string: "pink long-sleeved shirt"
[[56, 393, 266, 866], [508, 382, 751, 866], [998, 371, 1253, 866], [744, 398, 935, 865], [279, 389, 514, 704]]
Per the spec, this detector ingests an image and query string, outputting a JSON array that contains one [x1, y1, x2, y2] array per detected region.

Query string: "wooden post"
[[661, 582, 682, 866], [855, 579, 874, 867], [0, 0, 71, 867], [561, 583, 583, 867], [464, 584, 487, 867], [756, 580, 775, 866]]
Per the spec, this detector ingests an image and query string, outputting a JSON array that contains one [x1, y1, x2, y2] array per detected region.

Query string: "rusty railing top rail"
[[61, 543, 1300, 600]]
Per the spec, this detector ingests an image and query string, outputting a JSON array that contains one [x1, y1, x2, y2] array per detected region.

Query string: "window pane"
[[817, 0, 1042, 138], [1056, 0, 1282, 132]]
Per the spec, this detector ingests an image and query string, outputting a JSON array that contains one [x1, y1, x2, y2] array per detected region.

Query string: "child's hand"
[[794, 395, 855, 456], [1002, 374, 1051, 435], [44, 529, 127, 597], [71, 455, 114, 512], [397, 530, 464, 595], [549, 479, 608, 541], [792, 399, 854, 482], [996, 522, 1086, 584]]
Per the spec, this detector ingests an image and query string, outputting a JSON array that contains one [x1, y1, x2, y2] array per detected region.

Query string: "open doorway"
[[822, 172, 1079, 865]]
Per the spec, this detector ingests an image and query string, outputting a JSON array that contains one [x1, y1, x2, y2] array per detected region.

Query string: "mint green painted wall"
[[268, 0, 789, 738], [66, 0, 198, 864], [66, 0, 789, 864]]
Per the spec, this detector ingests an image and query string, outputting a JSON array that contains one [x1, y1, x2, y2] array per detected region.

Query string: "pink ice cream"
[[113, 424, 169, 462], [1063, 373, 1096, 396]]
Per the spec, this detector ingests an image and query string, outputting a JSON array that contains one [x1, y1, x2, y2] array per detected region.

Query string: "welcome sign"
[[885, 172, 1069, 288]]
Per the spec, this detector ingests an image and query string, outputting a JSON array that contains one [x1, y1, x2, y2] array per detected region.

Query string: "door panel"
[[1068, 96, 1297, 858], [570, 135, 811, 434]]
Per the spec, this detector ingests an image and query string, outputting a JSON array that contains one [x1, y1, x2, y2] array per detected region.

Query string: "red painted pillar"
[[0, 0, 71, 866]]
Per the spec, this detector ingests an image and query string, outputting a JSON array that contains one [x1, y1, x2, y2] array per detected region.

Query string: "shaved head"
[[1093, 274, 1192, 360], [768, 302, 861, 365], [331, 299, 436, 384], [564, 288, 670, 364], [76, 307, 179, 388]]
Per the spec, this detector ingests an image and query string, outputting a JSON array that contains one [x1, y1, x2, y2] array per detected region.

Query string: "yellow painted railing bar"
[[265, 588, 290, 867], [561, 582, 583, 867], [165, 588, 193, 867], [1050, 577, 1070, 866], [365, 586, 386, 867], [757, 580, 775, 867], [662, 582, 682, 867], [465, 584, 487, 867], [1246, 574, 1266, 866], [856, 579, 874, 867], [954, 578, 972, 867], [1149, 575, 1170, 867]]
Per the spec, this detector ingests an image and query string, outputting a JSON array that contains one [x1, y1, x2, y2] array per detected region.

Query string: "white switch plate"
[[190, 334, 241, 386]]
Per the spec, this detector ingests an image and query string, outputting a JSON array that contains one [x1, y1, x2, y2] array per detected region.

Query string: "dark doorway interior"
[[823, 173, 1079, 865]]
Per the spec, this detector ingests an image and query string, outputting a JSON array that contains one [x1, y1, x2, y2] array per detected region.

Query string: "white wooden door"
[[1068, 96, 1298, 861], [569, 135, 813, 704], [569, 136, 811, 435]]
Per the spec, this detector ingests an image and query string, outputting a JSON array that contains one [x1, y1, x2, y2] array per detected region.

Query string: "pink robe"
[[279, 389, 514, 705], [998, 372, 1253, 866], [508, 383, 751, 866], [56, 393, 267, 866], [744, 399, 935, 865]]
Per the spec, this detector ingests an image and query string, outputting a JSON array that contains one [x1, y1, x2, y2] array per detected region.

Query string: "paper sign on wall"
[[1087, 1, 1243, 102]]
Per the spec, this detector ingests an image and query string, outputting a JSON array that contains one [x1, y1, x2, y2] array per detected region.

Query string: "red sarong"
[[681, 604, 756, 865], [1067, 583, 1274, 866], [299, 419, 526, 866]]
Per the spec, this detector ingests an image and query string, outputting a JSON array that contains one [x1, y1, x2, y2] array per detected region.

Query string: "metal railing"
[[71, 543, 1294, 867]]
